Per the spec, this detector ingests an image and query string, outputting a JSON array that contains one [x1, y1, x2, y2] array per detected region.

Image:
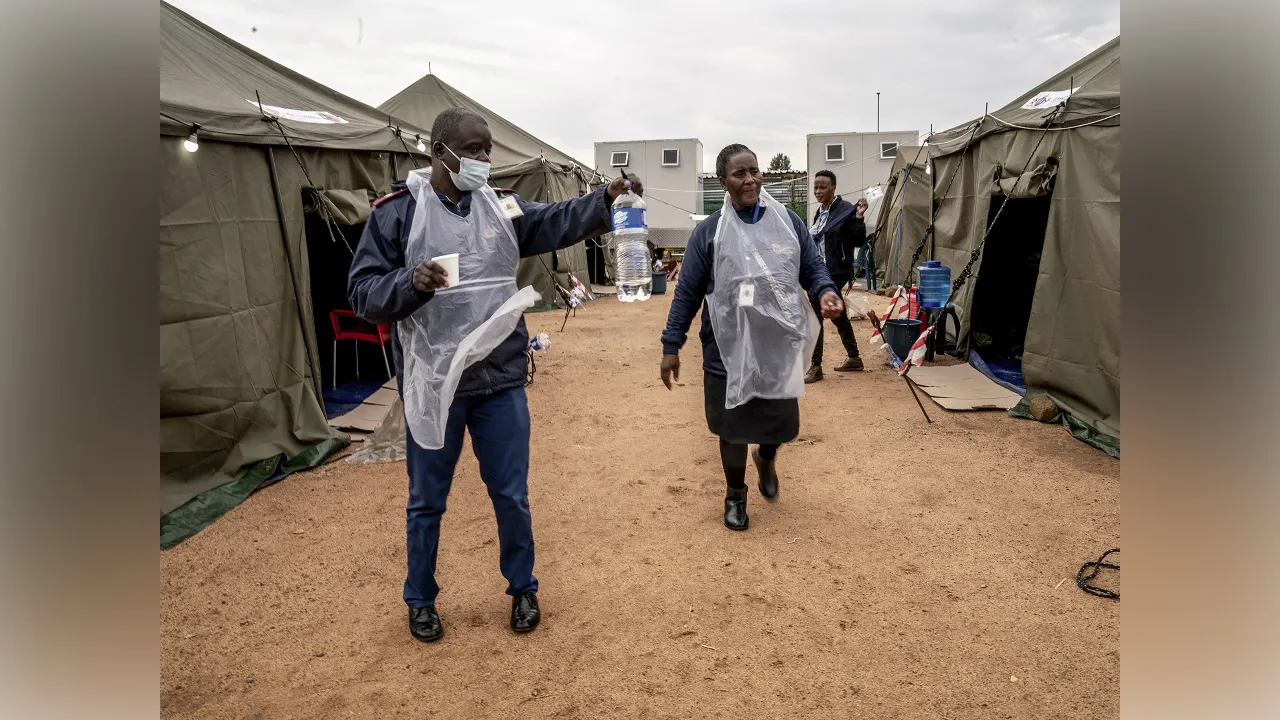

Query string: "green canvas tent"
[[378, 74, 599, 310], [907, 37, 1120, 454], [871, 145, 934, 289], [160, 2, 434, 547]]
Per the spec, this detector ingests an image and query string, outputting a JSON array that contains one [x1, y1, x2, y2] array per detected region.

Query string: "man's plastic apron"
[[707, 191, 819, 409], [398, 169, 540, 450]]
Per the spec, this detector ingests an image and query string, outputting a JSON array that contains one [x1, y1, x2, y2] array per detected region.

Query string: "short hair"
[[815, 170, 837, 186], [715, 143, 756, 178], [430, 107, 486, 148]]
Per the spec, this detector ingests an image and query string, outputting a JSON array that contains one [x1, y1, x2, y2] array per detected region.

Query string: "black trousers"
[[812, 274, 860, 365]]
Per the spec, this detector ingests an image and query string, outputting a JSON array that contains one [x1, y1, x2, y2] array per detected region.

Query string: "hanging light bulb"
[[183, 123, 200, 153], [415, 134, 426, 152]]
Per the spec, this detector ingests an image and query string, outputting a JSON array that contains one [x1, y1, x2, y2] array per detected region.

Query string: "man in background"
[[806, 170, 867, 382]]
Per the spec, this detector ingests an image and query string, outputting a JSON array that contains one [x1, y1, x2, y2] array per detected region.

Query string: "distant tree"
[[767, 153, 792, 172]]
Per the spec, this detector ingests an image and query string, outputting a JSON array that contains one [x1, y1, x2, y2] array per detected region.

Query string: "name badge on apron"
[[497, 193, 523, 219], [738, 282, 755, 308]]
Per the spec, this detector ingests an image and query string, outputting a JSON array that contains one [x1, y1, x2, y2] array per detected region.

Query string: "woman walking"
[[659, 144, 843, 530]]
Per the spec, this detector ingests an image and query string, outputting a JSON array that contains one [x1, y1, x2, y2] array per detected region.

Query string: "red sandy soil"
[[161, 288, 1118, 719]]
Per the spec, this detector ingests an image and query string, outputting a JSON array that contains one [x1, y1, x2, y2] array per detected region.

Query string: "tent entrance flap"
[[968, 193, 1052, 384], [301, 190, 392, 391], [585, 238, 608, 285]]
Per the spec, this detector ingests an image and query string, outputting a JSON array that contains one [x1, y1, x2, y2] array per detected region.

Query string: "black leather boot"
[[753, 448, 779, 500], [724, 486, 748, 530]]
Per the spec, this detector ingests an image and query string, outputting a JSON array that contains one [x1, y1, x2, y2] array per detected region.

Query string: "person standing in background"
[[806, 170, 867, 383]]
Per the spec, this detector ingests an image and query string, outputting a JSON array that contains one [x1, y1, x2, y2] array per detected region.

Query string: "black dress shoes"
[[753, 448, 779, 500], [409, 605, 443, 642], [724, 486, 749, 530], [511, 591, 540, 633]]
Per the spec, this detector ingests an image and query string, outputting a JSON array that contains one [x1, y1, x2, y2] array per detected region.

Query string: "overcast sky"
[[170, 0, 1118, 175]]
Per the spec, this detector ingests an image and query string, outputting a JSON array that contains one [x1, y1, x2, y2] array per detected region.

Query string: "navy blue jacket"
[[812, 196, 866, 281], [660, 203, 838, 377], [348, 180, 612, 398]]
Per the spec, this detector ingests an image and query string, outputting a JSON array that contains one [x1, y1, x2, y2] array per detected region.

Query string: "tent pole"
[[904, 375, 932, 423], [265, 146, 326, 406]]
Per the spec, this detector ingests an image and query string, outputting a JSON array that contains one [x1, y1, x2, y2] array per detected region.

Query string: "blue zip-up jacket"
[[812, 195, 866, 282], [660, 202, 838, 377], [347, 180, 612, 398]]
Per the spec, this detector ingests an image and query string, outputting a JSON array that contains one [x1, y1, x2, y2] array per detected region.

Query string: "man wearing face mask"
[[348, 107, 633, 643]]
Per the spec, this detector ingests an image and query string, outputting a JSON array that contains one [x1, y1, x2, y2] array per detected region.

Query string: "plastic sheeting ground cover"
[[323, 379, 385, 418]]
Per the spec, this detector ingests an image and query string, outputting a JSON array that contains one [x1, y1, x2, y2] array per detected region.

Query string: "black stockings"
[[719, 440, 778, 489]]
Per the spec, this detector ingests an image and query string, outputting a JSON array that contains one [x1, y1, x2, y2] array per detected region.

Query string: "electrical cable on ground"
[[1076, 548, 1119, 599]]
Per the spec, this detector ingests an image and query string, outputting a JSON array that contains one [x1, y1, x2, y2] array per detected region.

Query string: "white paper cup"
[[431, 253, 459, 286]]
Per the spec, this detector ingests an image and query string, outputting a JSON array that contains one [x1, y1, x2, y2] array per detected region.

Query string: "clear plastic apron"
[[707, 191, 819, 409], [398, 169, 540, 449]]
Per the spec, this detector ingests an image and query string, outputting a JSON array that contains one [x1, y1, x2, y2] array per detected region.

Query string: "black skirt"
[[703, 372, 800, 445]]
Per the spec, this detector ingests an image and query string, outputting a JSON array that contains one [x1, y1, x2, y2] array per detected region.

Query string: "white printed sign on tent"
[[245, 99, 349, 124], [1021, 88, 1076, 110]]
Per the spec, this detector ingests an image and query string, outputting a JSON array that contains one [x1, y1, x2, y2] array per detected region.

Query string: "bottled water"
[[879, 341, 902, 369], [529, 332, 550, 352], [610, 187, 652, 302]]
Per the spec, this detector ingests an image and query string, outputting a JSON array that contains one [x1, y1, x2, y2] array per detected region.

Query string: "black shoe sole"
[[512, 620, 540, 633], [410, 628, 444, 643]]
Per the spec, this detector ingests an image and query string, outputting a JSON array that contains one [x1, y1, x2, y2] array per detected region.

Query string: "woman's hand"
[[660, 353, 680, 390], [820, 291, 844, 319]]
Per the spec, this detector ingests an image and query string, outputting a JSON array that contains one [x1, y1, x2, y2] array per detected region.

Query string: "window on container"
[[825, 143, 844, 162], [880, 142, 899, 159], [610, 151, 629, 167], [662, 148, 680, 166]]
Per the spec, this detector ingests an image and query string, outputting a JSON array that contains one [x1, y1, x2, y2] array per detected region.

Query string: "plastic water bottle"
[[879, 342, 902, 369], [610, 186, 652, 302], [917, 261, 951, 308], [529, 332, 550, 352]]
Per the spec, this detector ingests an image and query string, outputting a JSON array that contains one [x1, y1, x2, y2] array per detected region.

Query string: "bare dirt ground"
[[161, 288, 1119, 719]]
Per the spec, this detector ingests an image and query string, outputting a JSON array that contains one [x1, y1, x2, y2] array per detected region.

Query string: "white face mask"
[[442, 144, 491, 191]]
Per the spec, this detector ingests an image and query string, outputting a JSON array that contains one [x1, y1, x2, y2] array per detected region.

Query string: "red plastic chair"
[[328, 310, 392, 387]]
